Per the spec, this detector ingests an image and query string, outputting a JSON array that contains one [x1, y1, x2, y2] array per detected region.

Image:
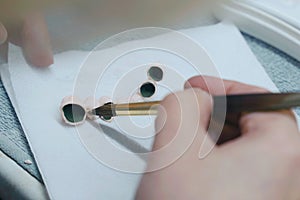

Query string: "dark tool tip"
[[92, 102, 116, 119]]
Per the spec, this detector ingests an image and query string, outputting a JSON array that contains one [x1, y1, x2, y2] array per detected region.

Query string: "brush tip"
[[93, 102, 115, 119]]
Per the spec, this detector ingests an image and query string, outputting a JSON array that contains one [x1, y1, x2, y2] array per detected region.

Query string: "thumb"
[[153, 88, 213, 153], [0, 23, 8, 45]]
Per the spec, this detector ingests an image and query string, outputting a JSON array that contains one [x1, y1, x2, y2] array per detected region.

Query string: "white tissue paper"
[[1, 22, 298, 199]]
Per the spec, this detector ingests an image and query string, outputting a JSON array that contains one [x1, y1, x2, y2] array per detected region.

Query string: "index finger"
[[185, 76, 298, 139], [185, 75, 268, 95]]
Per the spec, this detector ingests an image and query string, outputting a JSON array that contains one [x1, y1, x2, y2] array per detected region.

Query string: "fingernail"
[[0, 23, 8, 44]]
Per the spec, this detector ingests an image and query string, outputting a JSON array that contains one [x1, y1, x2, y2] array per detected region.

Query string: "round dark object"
[[148, 66, 163, 82], [62, 104, 86, 123], [140, 82, 156, 98]]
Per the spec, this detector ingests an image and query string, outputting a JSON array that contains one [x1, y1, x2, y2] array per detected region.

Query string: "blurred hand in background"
[[0, 1, 53, 67]]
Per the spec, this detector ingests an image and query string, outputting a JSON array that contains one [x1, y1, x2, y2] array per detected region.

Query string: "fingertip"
[[184, 78, 194, 89], [0, 23, 8, 45], [185, 76, 206, 89], [21, 13, 53, 67], [183, 82, 190, 89], [184, 80, 197, 90], [24, 49, 53, 67], [185, 75, 225, 95]]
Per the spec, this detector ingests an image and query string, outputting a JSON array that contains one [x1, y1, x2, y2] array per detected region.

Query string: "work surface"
[[0, 33, 299, 185]]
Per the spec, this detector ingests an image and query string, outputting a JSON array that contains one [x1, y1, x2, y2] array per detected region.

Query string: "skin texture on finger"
[[153, 88, 213, 152], [218, 111, 300, 200], [141, 88, 217, 175], [21, 13, 53, 67], [239, 110, 298, 138], [185, 75, 268, 95], [0, 23, 8, 44]]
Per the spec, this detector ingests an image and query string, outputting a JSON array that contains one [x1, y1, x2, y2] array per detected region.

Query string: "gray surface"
[[0, 33, 299, 184], [0, 151, 48, 200], [0, 81, 42, 182], [244, 33, 300, 116]]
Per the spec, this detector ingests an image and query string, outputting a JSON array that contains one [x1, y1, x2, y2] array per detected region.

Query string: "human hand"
[[0, 12, 53, 67], [136, 76, 300, 200]]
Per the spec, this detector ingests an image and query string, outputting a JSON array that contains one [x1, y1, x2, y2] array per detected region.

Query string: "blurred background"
[[1, 0, 215, 53]]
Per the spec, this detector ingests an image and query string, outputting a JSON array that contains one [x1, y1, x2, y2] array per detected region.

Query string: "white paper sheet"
[[1, 22, 297, 199]]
